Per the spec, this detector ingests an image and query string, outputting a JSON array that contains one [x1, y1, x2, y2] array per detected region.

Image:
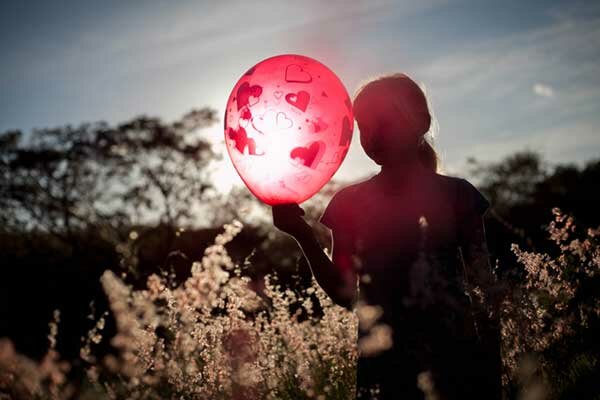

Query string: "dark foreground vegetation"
[[0, 110, 598, 399]]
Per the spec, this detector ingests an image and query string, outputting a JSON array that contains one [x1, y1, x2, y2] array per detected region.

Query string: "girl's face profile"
[[355, 91, 420, 166]]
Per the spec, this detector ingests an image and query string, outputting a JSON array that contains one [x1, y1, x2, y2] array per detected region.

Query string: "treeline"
[[468, 152, 600, 274]]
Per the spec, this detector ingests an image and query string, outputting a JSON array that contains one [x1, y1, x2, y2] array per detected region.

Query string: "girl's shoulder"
[[318, 176, 374, 231], [433, 173, 490, 216], [431, 171, 466, 187], [329, 174, 375, 201]]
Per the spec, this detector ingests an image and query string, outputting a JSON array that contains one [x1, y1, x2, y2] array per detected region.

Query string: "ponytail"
[[418, 136, 438, 172], [418, 81, 440, 173]]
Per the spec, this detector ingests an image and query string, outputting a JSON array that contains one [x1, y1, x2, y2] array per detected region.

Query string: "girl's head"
[[352, 73, 438, 171]]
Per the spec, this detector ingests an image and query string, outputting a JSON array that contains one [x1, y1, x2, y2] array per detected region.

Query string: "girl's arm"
[[272, 204, 357, 309]]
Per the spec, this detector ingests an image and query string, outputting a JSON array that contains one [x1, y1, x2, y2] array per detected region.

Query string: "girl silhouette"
[[272, 73, 502, 399]]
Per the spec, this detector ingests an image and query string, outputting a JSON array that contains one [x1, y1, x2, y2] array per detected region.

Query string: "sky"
[[2, 0, 599, 194]]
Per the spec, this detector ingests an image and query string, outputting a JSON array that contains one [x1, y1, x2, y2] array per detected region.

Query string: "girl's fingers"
[[274, 203, 304, 217]]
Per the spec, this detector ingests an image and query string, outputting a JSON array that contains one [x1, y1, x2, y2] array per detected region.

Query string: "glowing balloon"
[[224, 54, 354, 205]]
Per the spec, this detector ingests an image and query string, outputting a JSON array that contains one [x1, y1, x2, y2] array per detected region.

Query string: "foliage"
[[1, 210, 598, 399], [468, 151, 600, 289], [1, 221, 359, 399], [468, 151, 548, 211], [0, 109, 217, 244], [500, 208, 600, 399]]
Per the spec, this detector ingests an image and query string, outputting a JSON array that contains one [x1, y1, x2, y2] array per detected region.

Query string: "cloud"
[[413, 8, 600, 172], [420, 15, 600, 103], [532, 83, 555, 98]]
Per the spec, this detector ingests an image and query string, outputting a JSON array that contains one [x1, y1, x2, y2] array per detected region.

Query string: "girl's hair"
[[352, 73, 439, 172]]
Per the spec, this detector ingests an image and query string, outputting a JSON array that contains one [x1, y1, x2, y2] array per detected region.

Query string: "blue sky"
[[1, 0, 599, 192]]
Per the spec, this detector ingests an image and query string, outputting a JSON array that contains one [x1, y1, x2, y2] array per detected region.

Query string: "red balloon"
[[224, 54, 354, 205]]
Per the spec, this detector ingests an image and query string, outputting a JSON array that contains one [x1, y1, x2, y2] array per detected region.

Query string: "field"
[[1, 207, 598, 399]]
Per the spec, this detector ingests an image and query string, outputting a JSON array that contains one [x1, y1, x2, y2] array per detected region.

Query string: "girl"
[[272, 73, 502, 399]]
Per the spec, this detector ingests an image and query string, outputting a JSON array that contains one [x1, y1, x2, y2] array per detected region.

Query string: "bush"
[[1, 221, 358, 399], [1, 211, 598, 399], [501, 208, 599, 399]]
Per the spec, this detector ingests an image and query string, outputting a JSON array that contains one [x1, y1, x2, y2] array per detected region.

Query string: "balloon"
[[224, 54, 354, 205]]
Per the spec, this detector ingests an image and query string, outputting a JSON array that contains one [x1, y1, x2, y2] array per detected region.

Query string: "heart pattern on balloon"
[[285, 64, 312, 83], [236, 82, 263, 111], [251, 110, 293, 134], [276, 112, 293, 129], [228, 126, 263, 156], [225, 54, 353, 205], [290, 141, 325, 169], [310, 117, 329, 133], [285, 90, 310, 112]]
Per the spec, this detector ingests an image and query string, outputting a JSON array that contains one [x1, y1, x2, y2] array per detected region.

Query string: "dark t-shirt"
[[319, 169, 490, 348], [320, 171, 495, 399]]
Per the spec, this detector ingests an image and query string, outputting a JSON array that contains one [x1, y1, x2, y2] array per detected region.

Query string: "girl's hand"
[[272, 203, 311, 239]]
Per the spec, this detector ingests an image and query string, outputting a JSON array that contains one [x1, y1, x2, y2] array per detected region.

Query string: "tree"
[[0, 108, 218, 250], [468, 151, 600, 274]]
